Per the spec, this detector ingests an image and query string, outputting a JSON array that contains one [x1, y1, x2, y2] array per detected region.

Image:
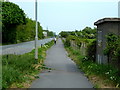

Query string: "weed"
[[2, 40, 54, 88], [65, 46, 120, 88]]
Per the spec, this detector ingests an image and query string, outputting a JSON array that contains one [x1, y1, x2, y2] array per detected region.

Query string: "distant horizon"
[[9, 0, 119, 34]]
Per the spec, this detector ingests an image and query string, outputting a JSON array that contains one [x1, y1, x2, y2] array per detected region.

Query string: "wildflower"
[[105, 72, 110, 75]]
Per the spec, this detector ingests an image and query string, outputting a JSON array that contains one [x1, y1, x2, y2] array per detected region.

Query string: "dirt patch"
[[10, 75, 36, 88], [88, 75, 116, 88]]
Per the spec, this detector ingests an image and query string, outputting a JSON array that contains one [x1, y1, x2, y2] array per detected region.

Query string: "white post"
[[35, 0, 38, 60], [118, 1, 120, 17]]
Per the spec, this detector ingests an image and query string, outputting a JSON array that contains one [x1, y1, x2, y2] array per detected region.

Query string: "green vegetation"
[[2, 2, 44, 44], [2, 2, 26, 43], [61, 27, 120, 88], [104, 33, 120, 68], [43, 30, 55, 38], [2, 1, 56, 45], [2, 2, 26, 27], [66, 35, 82, 47], [65, 45, 120, 88], [16, 18, 43, 43], [80, 27, 97, 39], [0, 1, 2, 32], [2, 40, 54, 88], [60, 27, 96, 39], [86, 40, 96, 62], [59, 31, 70, 38], [0, 55, 1, 89]]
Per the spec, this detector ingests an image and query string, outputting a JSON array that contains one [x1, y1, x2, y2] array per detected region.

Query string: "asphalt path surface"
[[30, 38, 93, 88], [1, 38, 53, 55]]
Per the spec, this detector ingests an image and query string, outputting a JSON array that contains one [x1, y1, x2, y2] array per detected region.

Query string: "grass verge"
[[2, 40, 54, 88], [65, 46, 120, 88]]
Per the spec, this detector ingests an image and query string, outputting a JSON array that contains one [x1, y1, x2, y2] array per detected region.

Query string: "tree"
[[81, 27, 97, 39], [2, 2, 26, 27], [59, 31, 70, 38], [2, 2, 26, 43], [104, 34, 120, 64], [16, 18, 44, 42], [38, 22, 44, 39], [86, 40, 96, 62], [43, 30, 55, 37], [47, 31, 54, 37]]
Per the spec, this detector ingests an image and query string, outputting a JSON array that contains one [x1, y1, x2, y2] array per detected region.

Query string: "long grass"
[[0, 55, 2, 89], [65, 46, 120, 88], [2, 40, 54, 88]]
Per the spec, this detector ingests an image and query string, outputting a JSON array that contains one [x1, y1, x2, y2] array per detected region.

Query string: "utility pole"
[[47, 27, 48, 30], [35, 0, 38, 60], [6, 0, 9, 2]]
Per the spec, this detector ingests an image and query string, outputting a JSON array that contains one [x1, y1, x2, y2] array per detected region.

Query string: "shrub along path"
[[30, 38, 93, 88]]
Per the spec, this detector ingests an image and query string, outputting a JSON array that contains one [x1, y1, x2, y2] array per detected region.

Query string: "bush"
[[104, 33, 120, 68], [79, 60, 120, 85], [64, 35, 81, 48], [67, 46, 120, 87], [86, 39, 96, 62], [2, 2, 44, 44], [2, 2, 26, 43], [64, 37, 71, 47]]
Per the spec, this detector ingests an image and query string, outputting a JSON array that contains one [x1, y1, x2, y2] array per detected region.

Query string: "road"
[[30, 38, 93, 88], [1, 38, 53, 55]]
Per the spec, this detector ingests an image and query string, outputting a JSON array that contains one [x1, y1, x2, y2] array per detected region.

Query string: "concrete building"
[[43, 31, 47, 38], [94, 18, 120, 64], [3, 0, 9, 2]]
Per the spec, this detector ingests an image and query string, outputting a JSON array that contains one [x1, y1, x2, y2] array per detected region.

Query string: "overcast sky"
[[9, 0, 119, 34]]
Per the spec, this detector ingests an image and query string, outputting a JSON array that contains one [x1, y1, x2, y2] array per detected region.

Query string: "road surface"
[[1, 38, 53, 55], [30, 38, 93, 88]]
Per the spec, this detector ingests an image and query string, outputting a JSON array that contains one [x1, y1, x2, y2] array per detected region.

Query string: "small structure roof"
[[94, 18, 120, 25]]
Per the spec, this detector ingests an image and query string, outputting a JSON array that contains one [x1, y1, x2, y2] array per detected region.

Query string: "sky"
[[9, 0, 119, 34], [118, 1, 120, 18]]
